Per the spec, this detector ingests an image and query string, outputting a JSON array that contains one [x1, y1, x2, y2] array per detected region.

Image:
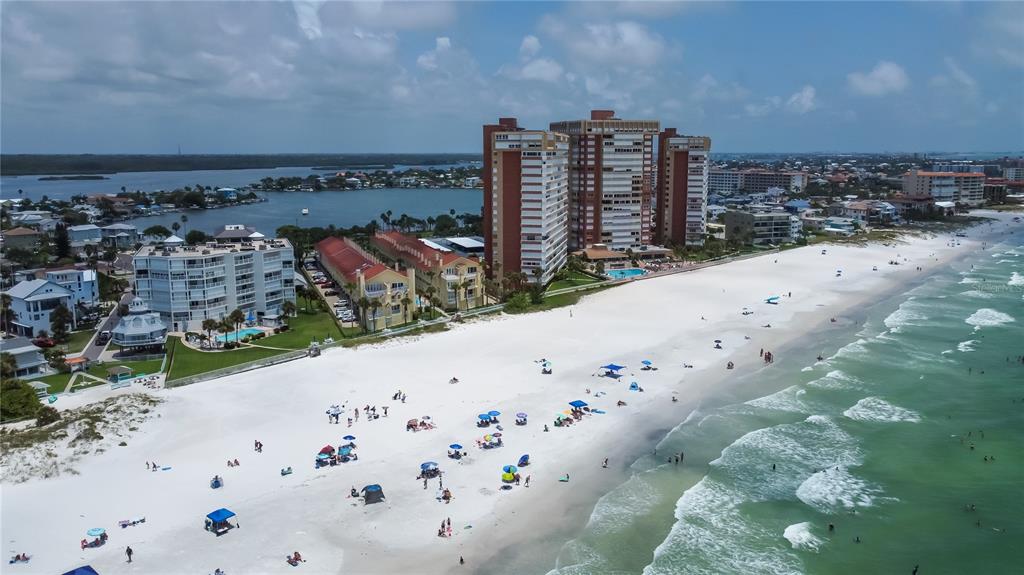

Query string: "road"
[[80, 290, 133, 361]]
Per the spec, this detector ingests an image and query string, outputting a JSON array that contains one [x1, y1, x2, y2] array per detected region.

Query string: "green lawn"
[[62, 330, 95, 354], [166, 337, 290, 381], [266, 309, 343, 349], [32, 357, 165, 394], [546, 270, 602, 292]]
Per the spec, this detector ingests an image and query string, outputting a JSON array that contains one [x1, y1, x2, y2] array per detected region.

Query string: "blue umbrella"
[[421, 462, 439, 470], [478, 414, 491, 420], [502, 465, 517, 473], [449, 443, 463, 450], [86, 528, 105, 537], [317, 453, 329, 459], [246, 311, 255, 322], [569, 400, 588, 408], [343, 435, 356, 441], [488, 410, 501, 417], [641, 360, 652, 365], [516, 412, 527, 419]]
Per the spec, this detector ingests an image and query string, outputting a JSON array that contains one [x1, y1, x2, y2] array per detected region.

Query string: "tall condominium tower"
[[549, 110, 660, 251], [656, 128, 711, 247], [483, 118, 570, 284]]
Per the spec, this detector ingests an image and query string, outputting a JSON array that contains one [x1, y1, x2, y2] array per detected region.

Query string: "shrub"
[[35, 405, 61, 427], [273, 327, 281, 334], [504, 292, 531, 313], [0, 379, 41, 422], [223, 342, 237, 350], [280, 325, 290, 332], [241, 336, 251, 343]]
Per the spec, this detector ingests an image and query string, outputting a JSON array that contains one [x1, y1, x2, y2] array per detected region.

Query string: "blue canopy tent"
[[600, 364, 625, 378], [205, 508, 237, 536], [488, 410, 501, 417], [449, 443, 463, 450], [568, 400, 588, 408], [421, 462, 439, 471], [477, 414, 491, 420], [362, 484, 385, 504], [62, 567, 100, 575], [629, 382, 640, 391]]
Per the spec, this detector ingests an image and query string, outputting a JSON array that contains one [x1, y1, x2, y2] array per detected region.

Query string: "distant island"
[[0, 153, 481, 176], [37, 174, 109, 181]]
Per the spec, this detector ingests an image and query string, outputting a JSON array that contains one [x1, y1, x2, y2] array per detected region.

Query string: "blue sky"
[[2, 1, 1022, 154]]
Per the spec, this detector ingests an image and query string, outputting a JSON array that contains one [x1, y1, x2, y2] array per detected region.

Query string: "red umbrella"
[[319, 445, 335, 455]]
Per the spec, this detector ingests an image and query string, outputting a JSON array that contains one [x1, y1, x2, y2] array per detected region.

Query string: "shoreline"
[[1, 214, 1013, 575]]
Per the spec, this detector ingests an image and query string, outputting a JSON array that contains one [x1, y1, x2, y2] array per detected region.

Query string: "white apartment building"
[[133, 238, 296, 332], [550, 110, 659, 251], [485, 124, 570, 285], [709, 169, 808, 195], [1004, 167, 1024, 181], [708, 170, 743, 194]]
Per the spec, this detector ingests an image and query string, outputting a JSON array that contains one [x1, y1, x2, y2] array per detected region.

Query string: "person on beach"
[[674, 456, 679, 465], [602, 458, 608, 468], [383, 406, 388, 417], [459, 556, 465, 565], [126, 546, 133, 563], [525, 475, 531, 487]]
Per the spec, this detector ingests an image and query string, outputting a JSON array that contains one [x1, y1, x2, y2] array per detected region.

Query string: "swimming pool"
[[215, 328, 265, 342], [606, 268, 647, 279]]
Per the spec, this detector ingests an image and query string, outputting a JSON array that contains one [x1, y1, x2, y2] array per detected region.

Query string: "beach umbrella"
[[316, 453, 329, 460], [714, 339, 722, 343], [555, 414, 569, 420], [422, 415, 431, 420], [484, 434, 493, 441], [641, 360, 652, 365], [502, 465, 517, 473], [478, 414, 491, 421], [449, 444, 463, 450], [516, 412, 527, 419], [492, 432, 502, 437], [421, 462, 439, 470], [542, 361, 552, 368], [501, 472, 515, 482], [86, 528, 105, 537], [319, 444, 335, 454], [488, 410, 501, 417], [343, 435, 356, 441], [569, 400, 588, 408]]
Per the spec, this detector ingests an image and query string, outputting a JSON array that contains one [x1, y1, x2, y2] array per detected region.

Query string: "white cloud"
[[691, 73, 748, 102], [519, 35, 541, 59], [416, 37, 451, 70], [943, 57, 976, 91], [847, 61, 909, 96], [519, 58, 564, 83], [544, 18, 665, 68], [785, 85, 817, 114], [744, 96, 781, 117], [292, 0, 324, 40]]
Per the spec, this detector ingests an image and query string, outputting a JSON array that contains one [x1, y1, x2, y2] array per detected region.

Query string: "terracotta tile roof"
[[316, 236, 391, 283], [371, 231, 471, 271], [3, 226, 41, 236]]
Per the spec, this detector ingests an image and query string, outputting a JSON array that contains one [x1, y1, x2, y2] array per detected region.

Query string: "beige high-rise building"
[[550, 110, 660, 251]]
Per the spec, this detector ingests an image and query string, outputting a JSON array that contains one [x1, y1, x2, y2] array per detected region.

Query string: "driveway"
[[80, 291, 133, 361]]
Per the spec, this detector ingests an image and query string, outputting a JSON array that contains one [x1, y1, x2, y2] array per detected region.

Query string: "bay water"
[[547, 233, 1023, 575]]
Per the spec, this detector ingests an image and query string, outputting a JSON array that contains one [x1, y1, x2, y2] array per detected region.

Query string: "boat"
[[301, 208, 309, 215]]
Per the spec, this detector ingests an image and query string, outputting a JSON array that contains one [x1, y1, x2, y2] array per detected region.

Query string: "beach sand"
[[1, 220, 1003, 575]]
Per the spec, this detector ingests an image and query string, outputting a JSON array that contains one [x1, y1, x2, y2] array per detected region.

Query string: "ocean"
[[547, 233, 1023, 574]]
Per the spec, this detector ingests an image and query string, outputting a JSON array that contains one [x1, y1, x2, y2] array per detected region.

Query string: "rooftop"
[[316, 236, 393, 283], [3, 226, 40, 237], [135, 237, 292, 258]]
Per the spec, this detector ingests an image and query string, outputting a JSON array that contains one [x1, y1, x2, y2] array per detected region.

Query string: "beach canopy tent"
[[421, 462, 439, 471], [488, 410, 501, 417], [629, 382, 640, 391], [477, 414, 491, 421], [62, 567, 100, 575], [86, 528, 105, 537], [516, 412, 527, 419], [641, 360, 652, 366], [449, 443, 463, 450], [205, 508, 237, 535], [362, 484, 385, 504], [568, 400, 588, 408], [600, 364, 625, 371]]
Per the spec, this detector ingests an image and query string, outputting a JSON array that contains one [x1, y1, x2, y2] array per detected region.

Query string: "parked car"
[[32, 337, 56, 348], [324, 290, 339, 297], [97, 331, 112, 345]]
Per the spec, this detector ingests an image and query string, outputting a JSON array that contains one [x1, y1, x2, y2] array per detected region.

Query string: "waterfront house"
[[3, 279, 77, 337], [1, 227, 41, 250], [0, 336, 50, 378], [316, 236, 415, 331], [68, 224, 103, 248], [111, 297, 168, 351], [102, 223, 139, 248], [370, 231, 483, 311]]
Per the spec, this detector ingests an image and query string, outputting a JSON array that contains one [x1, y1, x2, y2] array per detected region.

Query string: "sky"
[[2, 1, 1023, 154]]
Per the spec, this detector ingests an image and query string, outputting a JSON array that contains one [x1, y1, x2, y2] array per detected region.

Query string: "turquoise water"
[[549, 232, 1023, 574], [607, 268, 648, 279], [215, 328, 264, 342]]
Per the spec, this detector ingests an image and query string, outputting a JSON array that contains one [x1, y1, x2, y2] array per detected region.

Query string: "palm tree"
[[217, 319, 232, 346], [171, 222, 181, 236], [295, 284, 310, 312], [369, 299, 382, 332], [228, 308, 246, 342], [201, 318, 219, 343], [281, 300, 297, 318], [357, 297, 370, 331], [180, 214, 189, 235], [344, 282, 358, 301], [400, 295, 411, 323], [425, 285, 437, 317], [0, 293, 12, 335]]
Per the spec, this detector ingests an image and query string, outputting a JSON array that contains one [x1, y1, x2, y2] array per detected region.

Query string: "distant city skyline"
[[2, 1, 1022, 154]]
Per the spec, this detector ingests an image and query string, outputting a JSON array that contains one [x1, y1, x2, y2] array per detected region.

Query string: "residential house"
[[101, 223, 139, 248], [111, 297, 168, 351], [14, 266, 99, 309], [1, 227, 42, 250], [2, 279, 77, 337], [370, 231, 483, 311], [0, 336, 50, 378], [316, 236, 415, 331], [68, 224, 103, 248]]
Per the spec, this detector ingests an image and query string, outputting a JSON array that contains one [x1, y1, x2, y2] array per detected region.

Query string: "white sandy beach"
[[2, 216, 1012, 575]]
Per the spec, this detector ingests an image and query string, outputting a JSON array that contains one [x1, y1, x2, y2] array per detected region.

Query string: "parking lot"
[[304, 260, 359, 327]]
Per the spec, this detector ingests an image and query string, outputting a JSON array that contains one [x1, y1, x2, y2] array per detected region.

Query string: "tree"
[[281, 300, 297, 318], [228, 308, 246, 342], [295, 284, 310, 312], [357, 297, 370, 330], [400, 295, 411, 323], [45, 347, 67, 371], [54, 224, 71, 259], [144, 225, 172, 238], [180, 214, 189, 235], [0, 293, 12, 335], [49, 303, 73, 343], [171, 222, 181, 235], [201, 318, 219, 343], [0, 377, 41, 422], [185, 230, 209, 245]]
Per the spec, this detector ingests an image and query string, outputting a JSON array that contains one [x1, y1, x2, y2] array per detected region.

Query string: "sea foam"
[[784, 522, 824, 552], [960, 289, 994, 299], [843, 397, 921, 423], [796, 466, 883, 512], [1009, 272, 1024, 287], [965, 308, 1015, 330], [957, 339, 978, 353]]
